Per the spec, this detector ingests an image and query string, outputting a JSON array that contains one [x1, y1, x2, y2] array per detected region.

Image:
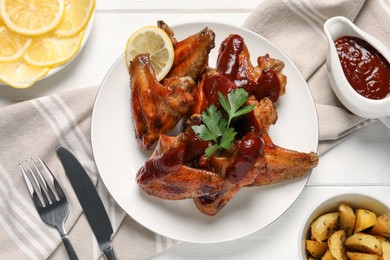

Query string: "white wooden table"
[[1, 1, 389, 259]]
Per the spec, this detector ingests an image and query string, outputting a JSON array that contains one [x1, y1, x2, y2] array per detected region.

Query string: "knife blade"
[[56, 146, 117, 260]]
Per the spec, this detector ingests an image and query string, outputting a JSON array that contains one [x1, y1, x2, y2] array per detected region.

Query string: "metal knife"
[[56, 146, 117, 260]]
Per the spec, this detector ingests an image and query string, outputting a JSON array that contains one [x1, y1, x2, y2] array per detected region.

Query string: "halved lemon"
[[0, 0, 65, 36], [0, 60, 50, 88], [0, 26, 32, 62], [54, 0, 95, 37], [24, 31, 84, 67], [125, 26, 174, 81]]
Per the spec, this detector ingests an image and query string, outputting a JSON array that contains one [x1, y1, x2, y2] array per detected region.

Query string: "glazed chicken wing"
[[136, 130, 224, 200], [249, 134, 319, 186], [130, 54, 195, 150], [194, 132, 266, 216], [157, 20, 215, 80], [129, 21, 216, 150], [216, 34, 287, 103]]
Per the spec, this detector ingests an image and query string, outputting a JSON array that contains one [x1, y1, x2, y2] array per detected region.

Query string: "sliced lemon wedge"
[[0, 0, 65, 36], [0, 26, 32, 62], [23, 32, 84, 67], [125, 26, 174, 81], [0, 60, 50, 88], [55, 0, 95, 37]]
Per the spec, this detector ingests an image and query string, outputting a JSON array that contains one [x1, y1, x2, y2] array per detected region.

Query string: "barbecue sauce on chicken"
[[216, 34, 282, 102], [225, 132, 264, 183], [189, 34, 280, 186]]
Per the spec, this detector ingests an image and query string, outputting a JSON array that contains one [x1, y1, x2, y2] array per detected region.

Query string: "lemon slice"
[[0, 60, 49, 88], [125, 26, 174, 81], [24, 32, 84, 67], [0, 16, 4, 27], [0, 0, 65, 36], [0, 26, 32, 62], [54, 0, 95, 37]]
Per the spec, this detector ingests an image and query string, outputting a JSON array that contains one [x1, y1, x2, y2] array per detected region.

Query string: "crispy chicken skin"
[[249, 134, 319, 186], [136, 133, 224, 200], [129, 21, 216, 150], [157, 20, 216, 80], [194, 133, 266, 216], [129, 54, 195, 150]]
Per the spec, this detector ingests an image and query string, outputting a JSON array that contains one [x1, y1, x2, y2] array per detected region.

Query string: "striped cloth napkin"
[[0, 0, 388, 259], [0, 86, 178, 260]]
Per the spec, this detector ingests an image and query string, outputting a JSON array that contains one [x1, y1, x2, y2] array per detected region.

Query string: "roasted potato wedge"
[[311, 212, 340, 242], [345, 233, 382, 255], [381, 238, 390, 260], [355, 209, 377, 233], [346, 252, 380, 260], [306, 239, 328, 258], [328, 230, 348, 260], [370, 214, 390, 237], [305, 204, 389, 260], [322, 249, 337, 260], [339, 203, 356, 236]]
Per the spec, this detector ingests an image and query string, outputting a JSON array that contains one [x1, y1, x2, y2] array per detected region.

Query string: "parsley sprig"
[[191, 88, 255, 157]]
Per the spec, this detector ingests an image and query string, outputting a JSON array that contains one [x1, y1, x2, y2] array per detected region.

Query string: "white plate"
[[91, 22, 319, 243], [0, 12, 94, 86]]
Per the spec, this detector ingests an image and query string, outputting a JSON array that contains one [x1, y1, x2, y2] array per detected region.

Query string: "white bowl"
[[323, 16, 390, 128], [298, 193, 390, 259]]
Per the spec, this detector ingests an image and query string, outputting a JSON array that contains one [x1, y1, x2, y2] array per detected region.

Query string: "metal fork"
[[19, 156, 78, 260]]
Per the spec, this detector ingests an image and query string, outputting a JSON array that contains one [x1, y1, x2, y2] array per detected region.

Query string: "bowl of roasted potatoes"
[[299, 193, 390, 260]]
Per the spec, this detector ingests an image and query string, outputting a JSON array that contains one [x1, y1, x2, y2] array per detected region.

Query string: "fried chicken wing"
[[136, 133, 224, 200], [194, 132, 266, 216], [216, 34, 286, 103], [248, 134, 319, 186], [157, 20, 216, 80], [130, 54, 195, 150]]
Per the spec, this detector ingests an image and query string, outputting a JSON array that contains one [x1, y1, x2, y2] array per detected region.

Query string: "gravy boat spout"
[[324, 16, 390, 128]]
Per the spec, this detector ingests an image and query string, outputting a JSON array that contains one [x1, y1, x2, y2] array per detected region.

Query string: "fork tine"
[[31, 158, 58, 204], [21, 156, 78, 259], [19, 163, 44, 209], [37, 156, 65, 200], [26, 160, 51, 206]]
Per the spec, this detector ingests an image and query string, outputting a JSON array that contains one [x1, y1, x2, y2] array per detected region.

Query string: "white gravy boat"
[[324, 16, 390, 128]]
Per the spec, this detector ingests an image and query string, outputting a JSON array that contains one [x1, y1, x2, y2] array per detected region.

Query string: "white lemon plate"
[[0, 12, 94, 86], [91, 22, 318, 243]]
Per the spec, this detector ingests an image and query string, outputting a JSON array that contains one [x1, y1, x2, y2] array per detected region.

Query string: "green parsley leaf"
[[219, 127, 237, 150], [205, 144, 219, 157], [218, 88, 255, 126], [191, 124, 214, 141], [200, 105, 224, 142], [191, 88, 255, 157]]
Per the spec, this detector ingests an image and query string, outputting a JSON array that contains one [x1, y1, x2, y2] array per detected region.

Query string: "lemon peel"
[[0, 60, 50, 88], [0, 26, 32, 62], [24, 32, 84, 67], [125, 26, 174, 81], [55, 0, 95, 37], [0, 0, 65, 36]]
